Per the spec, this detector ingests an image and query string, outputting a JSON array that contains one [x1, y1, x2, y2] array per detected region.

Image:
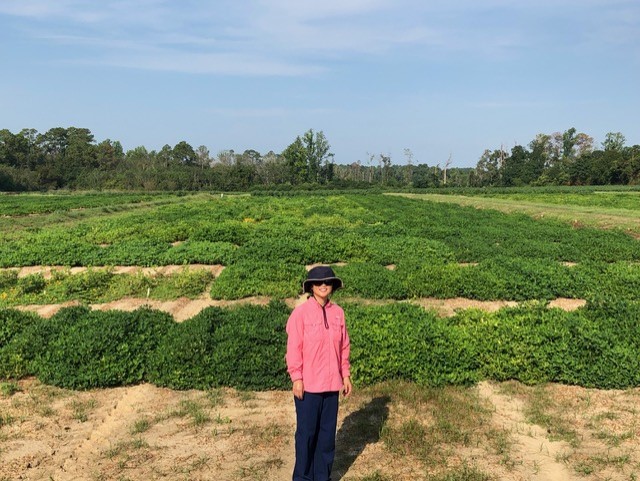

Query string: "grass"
[[0, 382, 21, 397], [373, 381, 503, 470], [169, 398, 211, 428], [130, 416, 152, 434], [397, 192, 640, 236], [69, 398, 98, 423]]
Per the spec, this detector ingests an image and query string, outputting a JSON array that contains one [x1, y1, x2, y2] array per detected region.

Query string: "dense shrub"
[[31, 307, 174, 389], [334, 264, 406, 300], [0, 309, 43, 378], [147, 310, 221, 390], [149, 302, 290, 390], [346, 303, 480, 386], [210, 262, 306, 299], [161, 240, 237, 265], [3, 301, 640, 390]]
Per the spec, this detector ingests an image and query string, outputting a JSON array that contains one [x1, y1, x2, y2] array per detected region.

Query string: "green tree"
[[173, 141, 196, 165], [281, 137, 307, 184], [602, 132, 626, 152], [302, 129, 333, 183]]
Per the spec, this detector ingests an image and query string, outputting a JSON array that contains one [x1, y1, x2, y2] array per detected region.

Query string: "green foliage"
[[3, 300, 640, 390], [459, 257, 573, 301], [161, 240, 237, 265], [334, 264, 406, 300], [48, 269, 115, 301], [16, 273, 46, 295], [210, 262, 305, 299], [148, 302, 290, 390], [0, 309, 43, 378], [0, 269, 18, 289], [346, 303, 480, 386], [31, 307, 174, 389]]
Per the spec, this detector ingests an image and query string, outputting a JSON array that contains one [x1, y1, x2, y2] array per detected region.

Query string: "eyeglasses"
[[311, 280, 332, 287]]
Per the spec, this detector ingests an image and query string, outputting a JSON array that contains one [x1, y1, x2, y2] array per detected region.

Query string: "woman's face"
[[311, 281, 333, 302]]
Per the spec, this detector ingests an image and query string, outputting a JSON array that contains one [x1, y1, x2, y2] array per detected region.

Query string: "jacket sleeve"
[[285, 308, 304, 382], [341, 317, 351, 379]]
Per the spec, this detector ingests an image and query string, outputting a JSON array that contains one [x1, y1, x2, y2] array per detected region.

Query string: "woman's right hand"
[[293, 380, 304, 400]]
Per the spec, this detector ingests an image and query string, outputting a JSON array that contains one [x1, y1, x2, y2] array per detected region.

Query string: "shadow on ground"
[[333, 395, 391, 480]]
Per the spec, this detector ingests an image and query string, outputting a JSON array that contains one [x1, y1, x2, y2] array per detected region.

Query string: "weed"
[[574, 461, 595, 475], [428, 464, 493, 481], [171, 399, 211, 428], [259, 422, 283, 443], [130, 417, 151, 434], [523, 385, 580, 447], [130, 437, 149, 450], [0, 412, 14, 428], [237, 390, 256, 404], [593, 428, 635, 447], [214, 412, 231, 424], [0, 382, 21, 397], [234, 457, 283, 480], [69, 398, 97, 422], [207, 388, 225, 407], [355, 472, 392, 481]]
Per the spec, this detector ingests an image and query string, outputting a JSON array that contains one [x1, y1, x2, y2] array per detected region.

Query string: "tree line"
[[471, 128, 640, 187], [0, 126, 636, 192]]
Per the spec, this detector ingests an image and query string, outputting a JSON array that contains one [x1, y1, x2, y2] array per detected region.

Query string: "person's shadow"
[[333, 395, 391, 480]]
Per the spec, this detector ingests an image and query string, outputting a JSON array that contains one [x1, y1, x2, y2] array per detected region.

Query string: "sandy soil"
[[2, 379, 640, 481]]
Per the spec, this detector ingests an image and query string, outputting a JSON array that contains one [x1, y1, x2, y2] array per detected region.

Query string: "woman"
[[286, 265, 352, 481]]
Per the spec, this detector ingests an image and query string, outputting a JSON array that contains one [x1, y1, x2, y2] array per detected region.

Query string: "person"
[[286, 265, 352, 481]]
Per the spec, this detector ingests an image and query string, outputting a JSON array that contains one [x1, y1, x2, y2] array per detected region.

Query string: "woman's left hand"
[[342, 377, 352, 397]]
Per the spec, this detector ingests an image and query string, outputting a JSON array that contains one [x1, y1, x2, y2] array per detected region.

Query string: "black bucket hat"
[[303, 265, 343, 293]]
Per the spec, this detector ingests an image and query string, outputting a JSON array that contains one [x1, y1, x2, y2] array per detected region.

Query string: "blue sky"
[[0, 1, 638, 168]]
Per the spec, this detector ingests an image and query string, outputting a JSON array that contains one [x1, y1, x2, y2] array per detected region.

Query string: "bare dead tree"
[[443, 153, 453, 185]]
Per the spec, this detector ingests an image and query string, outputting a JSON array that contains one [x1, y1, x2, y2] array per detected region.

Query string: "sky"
[[0, 1, 638, 168]]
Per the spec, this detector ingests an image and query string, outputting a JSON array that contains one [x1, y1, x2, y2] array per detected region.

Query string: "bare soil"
[[2, 379, 640, 480]]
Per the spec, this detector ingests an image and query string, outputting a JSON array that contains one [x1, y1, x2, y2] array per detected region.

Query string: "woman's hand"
[[342, 376, 353, 397], [293, 380, 304, 400]]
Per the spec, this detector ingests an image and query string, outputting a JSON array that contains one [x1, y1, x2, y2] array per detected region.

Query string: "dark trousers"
[[293, 391, 339, 481]]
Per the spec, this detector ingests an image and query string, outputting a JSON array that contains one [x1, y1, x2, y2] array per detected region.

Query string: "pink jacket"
[[286, 297, 351, 393]]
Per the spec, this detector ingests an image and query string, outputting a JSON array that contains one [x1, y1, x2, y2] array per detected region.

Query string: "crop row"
[[2, 195, 639, 266], [2, 300, 640, 390], [1, 258, 638, 305], [0, 192, 182, 216]]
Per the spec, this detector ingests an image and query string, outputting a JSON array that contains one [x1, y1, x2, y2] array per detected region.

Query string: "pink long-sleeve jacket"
[[285, 297, 351, 393]]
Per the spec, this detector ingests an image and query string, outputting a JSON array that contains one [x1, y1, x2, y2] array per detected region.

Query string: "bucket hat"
[[303, 265, 343, 293]]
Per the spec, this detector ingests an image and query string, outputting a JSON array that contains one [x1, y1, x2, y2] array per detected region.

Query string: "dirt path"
[[12, 264, 224, 279], [4, 379, 640, 480], [477, 381, 576, 481], [14, 296, 586, 321]]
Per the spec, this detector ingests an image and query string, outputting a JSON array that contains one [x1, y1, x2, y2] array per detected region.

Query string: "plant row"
[[2, 258, 638, 306], [2, 195, 639, 268], [0, 267, 213, 306], [0, 192, 182, 216], [2, 300, 640, 390]]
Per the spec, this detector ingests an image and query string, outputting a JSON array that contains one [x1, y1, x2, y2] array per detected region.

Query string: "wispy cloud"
[[2, 0, 638, 76]]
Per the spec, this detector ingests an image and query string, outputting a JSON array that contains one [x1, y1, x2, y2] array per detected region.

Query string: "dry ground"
[[3, 378, 640, 480]]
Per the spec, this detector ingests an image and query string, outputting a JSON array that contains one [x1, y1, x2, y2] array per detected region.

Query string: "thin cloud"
[[2, 0, 638, 76]]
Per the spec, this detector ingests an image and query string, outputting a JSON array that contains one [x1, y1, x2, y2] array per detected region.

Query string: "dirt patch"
[[548, 297, 587, 310], [476, 381, 574, 481], [8, 264, 224, 279], [3, 379, 640, 480], [15, 295, 587, 322], [412, 297, 519, 316]]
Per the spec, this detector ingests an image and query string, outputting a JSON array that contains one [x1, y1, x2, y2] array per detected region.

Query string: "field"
[[2, 189, 640, 480]]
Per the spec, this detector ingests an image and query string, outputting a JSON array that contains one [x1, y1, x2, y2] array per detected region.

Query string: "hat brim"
[[302, 277, 343, 294]]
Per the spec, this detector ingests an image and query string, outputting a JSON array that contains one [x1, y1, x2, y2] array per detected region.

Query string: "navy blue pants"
[[293, 391, 339, 481]]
